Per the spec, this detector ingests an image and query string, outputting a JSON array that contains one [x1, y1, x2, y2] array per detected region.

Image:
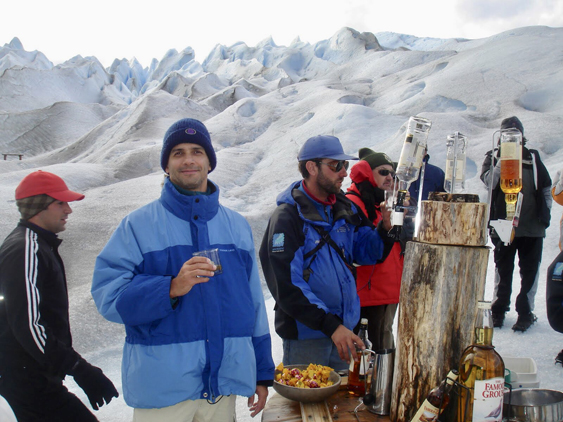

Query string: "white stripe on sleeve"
[[24, 229, 46, 353]]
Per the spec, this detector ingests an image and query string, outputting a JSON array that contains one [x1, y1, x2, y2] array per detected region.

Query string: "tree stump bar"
[[427, 192, 480, 202], [416, 200, 489, 246], [390, 241, 489, 422]]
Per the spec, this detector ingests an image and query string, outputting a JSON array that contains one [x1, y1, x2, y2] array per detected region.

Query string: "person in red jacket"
[[553, 169, 563, 250], [346, 148, 413, 351]]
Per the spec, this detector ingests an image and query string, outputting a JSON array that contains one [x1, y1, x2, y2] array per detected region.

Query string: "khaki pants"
[[133, 395, 236, 422]]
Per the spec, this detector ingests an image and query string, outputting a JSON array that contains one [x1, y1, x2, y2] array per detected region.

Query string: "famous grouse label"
[[471, 377, 504, 422]]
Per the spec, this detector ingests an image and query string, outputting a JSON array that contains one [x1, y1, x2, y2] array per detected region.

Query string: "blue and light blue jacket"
[[91, 178, 274, 409], [259, 181, 394, 341]]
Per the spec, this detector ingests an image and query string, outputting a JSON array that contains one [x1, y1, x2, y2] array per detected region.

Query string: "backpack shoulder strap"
[[309, 224, 347, 263], [308, 224, 357, 279]]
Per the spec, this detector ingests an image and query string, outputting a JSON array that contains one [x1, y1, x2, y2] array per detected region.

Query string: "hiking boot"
[[512, 313, 537, 332], [556, 350, 563, 365], [492, 312, 505, 328]]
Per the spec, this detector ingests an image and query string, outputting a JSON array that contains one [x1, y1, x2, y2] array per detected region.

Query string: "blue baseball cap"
[[297, 135, 358, 161]]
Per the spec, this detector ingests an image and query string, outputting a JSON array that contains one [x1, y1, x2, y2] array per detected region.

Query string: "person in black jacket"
[[548, 171, 563, 364], [0, 170, 118, 422], [481, 116, 552, 332], [547, 250, 563, 364]]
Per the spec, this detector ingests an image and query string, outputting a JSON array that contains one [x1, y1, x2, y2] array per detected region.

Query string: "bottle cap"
[[477, 301, 492, 310], [446, 370, 459, 383], [360, 318, 368, 325]]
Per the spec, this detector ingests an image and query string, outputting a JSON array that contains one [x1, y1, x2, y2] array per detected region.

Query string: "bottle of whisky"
[[396, 116, 432, 185], [499, 128, 522, 219], [411, 369, 459, 422], [444, 132, 467, 194], [458, 301, 505, 422], [348, 318, 370, 396], [391, 116, 432, 238]]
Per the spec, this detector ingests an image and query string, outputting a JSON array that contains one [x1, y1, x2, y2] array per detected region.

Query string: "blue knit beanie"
[[160, 118, 216, 172]]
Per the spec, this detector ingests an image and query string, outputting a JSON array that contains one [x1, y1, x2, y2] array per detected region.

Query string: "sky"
[[3, 0, 563, 68]]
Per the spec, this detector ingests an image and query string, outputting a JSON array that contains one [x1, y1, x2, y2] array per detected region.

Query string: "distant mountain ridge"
[[0, 27, 458, 112], [0, 25, 561, 189]]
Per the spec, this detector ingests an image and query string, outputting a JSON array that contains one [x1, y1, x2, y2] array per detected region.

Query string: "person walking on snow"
[[0, 170, 118, 422]]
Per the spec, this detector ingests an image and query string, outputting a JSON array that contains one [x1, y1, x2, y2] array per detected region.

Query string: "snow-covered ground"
[[1, 25, 562, 421]]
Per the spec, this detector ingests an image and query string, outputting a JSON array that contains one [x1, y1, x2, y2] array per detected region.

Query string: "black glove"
[[70, 358, 119, 410]]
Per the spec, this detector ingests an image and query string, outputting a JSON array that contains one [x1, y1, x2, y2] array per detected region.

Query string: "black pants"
[[492, 236, 543, 316], [0, 364, 98, 422]]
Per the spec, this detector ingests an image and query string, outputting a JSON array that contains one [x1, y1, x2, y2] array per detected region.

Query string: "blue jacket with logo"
[[91, 178, 274, 408], [259, 181, 394, 341]]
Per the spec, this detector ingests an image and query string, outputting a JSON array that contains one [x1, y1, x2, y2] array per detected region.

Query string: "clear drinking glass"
[[192, 248, 222, 274]]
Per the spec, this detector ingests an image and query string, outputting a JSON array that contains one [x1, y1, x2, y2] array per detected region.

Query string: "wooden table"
[[261, 387, 391, 422]]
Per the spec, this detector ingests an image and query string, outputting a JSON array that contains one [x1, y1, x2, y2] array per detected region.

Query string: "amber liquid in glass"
[[347, 357, 367, 396], [501, 158, 522, 218], [500, 159, 522, 197], [411, 371, 457, 422], [348, 320, 369, 396]]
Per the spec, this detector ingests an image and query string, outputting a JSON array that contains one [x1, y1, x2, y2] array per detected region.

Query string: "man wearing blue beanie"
[[160, 118, 217, 174], [92, 118, 274, 421]]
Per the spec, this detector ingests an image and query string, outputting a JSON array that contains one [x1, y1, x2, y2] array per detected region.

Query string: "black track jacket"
[[0, 221, 80, 378]]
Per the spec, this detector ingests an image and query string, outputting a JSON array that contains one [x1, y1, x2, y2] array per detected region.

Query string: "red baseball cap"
[[15, 170, 85, 202]]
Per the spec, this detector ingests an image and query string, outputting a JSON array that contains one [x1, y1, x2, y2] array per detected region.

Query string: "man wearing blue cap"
[[91, 118, 274, 421], [260, 135, 394, 371]]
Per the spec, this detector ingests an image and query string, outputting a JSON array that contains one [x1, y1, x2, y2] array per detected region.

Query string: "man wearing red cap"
[[0, 170, 118, 421]]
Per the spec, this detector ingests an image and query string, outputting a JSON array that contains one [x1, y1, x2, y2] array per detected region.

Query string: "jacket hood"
[[275, 180, 356, 229], [276, 180, 302, 207], [349, 160, 377, 187]]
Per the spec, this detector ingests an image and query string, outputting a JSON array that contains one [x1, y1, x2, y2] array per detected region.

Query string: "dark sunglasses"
[[377, 169, 396, 178], [315, 160, 349, 172]]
